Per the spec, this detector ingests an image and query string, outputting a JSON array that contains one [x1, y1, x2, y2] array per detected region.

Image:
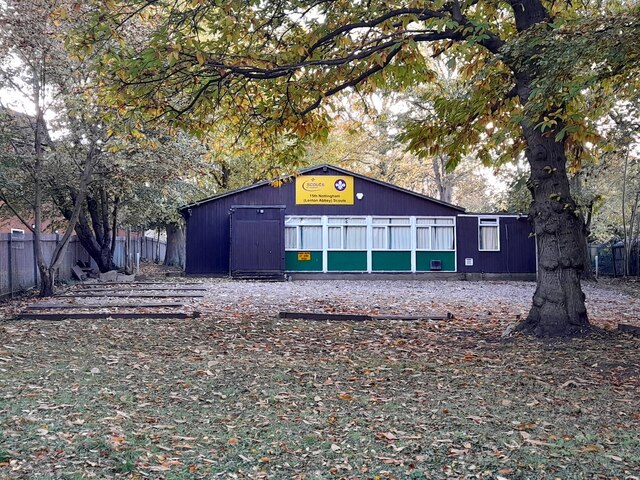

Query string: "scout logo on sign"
[[295, 175, 354, 205]]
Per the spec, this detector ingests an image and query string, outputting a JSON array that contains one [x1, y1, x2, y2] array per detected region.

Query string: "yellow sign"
[[297, 251, 311, 261], [295, 175, 354, 205]]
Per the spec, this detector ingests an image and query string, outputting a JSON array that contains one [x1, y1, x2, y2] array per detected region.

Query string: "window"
[[285, 216, 321, 225], [389, 226, 411, 249], [416, 218, 455, 251], [479, 217, 499, 251], [328, 227, 341, 249], [285, 217, 322, 249], [300, 226, 322, 249], [344, 226, 366, 249], [416, 227, 430, 249], [431, 226, 454, 250], [285, 215, 457, 253], [285, 227, 297, 249], [327, 217, 366, 249], [327, 217, 366, 225], [372, 217, 411, 250]]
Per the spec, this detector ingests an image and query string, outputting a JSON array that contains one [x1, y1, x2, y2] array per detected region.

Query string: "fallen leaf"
[[448, 448, 469, 457], [525, 438, 550, 446], [604, 454, 623, 461], [515, 421, 537, 431], [580, 445, 600, 453], [560, 380, 579, 389]]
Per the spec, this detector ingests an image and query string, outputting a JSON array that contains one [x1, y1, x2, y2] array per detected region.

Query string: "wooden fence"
[[0, 233, 166, 297]]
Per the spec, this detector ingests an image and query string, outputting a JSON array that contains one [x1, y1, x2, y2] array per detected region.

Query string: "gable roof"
[[179, 163, 465, 212]]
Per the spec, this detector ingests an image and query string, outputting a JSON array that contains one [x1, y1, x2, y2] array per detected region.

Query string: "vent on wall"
[[430, 260, 442, 271]]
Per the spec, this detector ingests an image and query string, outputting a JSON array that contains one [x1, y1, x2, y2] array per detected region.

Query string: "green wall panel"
[[328, 251, 367, 271], [286, 250, 456, 272], [372, 251, 411, 271], [285, 251, 323, 271], [416, 251, 456, 271]]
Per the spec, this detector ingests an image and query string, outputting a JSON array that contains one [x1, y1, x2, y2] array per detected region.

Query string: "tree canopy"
[[75, 1, 639, 157]]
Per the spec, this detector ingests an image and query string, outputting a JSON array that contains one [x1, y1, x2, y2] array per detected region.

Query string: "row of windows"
[[286, 216, 454, 226], [285, 216, 456, 251]]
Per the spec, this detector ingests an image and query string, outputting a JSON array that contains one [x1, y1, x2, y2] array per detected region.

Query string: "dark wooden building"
[[179, 164, 536, 278]]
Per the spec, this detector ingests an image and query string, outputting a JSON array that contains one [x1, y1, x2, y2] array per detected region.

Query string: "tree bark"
[[581, 200, 595, 281], [72, 207, 118, 273], [505, 0, 590, 337], [516, 126, 590, 336], [164, 223, 185, 268], [432, 155, 453, 204], [110, 196, 119, 256], [58, 184, 119, 273], [32, 65, 54, 298], [38, 268, 54, 297], [629, 191, 640, 276]]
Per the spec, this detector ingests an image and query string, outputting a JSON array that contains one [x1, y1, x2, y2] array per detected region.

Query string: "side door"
[[230, 206, 285, 276]]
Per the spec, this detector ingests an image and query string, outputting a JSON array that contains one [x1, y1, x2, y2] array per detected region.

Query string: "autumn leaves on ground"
[[0, 279, 639, 479]]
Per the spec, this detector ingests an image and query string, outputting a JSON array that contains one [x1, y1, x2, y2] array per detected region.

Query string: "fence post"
[[8, 235, 13, 298], [55, 232, 60, 286], [595, 255, 599, 280], [32, 235, 38, 287], [155, 228, 160, 263]]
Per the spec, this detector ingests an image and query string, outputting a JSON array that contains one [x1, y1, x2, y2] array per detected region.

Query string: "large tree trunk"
[[516, 127, 590, 337], [506, 0, 591, 337], [73, 210, 118, 273], [38, 267, 54, 297], [32, 69, 55, 298], [164, 223, 185, 268], [58, 185, 118, 273]]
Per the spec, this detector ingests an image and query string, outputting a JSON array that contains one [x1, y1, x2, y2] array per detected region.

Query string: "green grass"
[[0, 313, 638, 479]]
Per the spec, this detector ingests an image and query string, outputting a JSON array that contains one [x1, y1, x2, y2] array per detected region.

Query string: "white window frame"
[[478, 216, 500, 252], [285, 217, 323, 250], [371, 217, 412, 251], [415, 217, 456, 252], [10, 228, 25, 235], [326, 217, 367, 251]]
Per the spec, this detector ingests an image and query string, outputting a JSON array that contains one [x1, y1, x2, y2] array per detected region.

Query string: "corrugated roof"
[[179, 163, 465, 212]]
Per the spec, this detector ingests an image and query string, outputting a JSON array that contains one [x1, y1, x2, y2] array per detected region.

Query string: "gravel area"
[[198, 279, 640, 330], [1, 278, 638, 330]]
